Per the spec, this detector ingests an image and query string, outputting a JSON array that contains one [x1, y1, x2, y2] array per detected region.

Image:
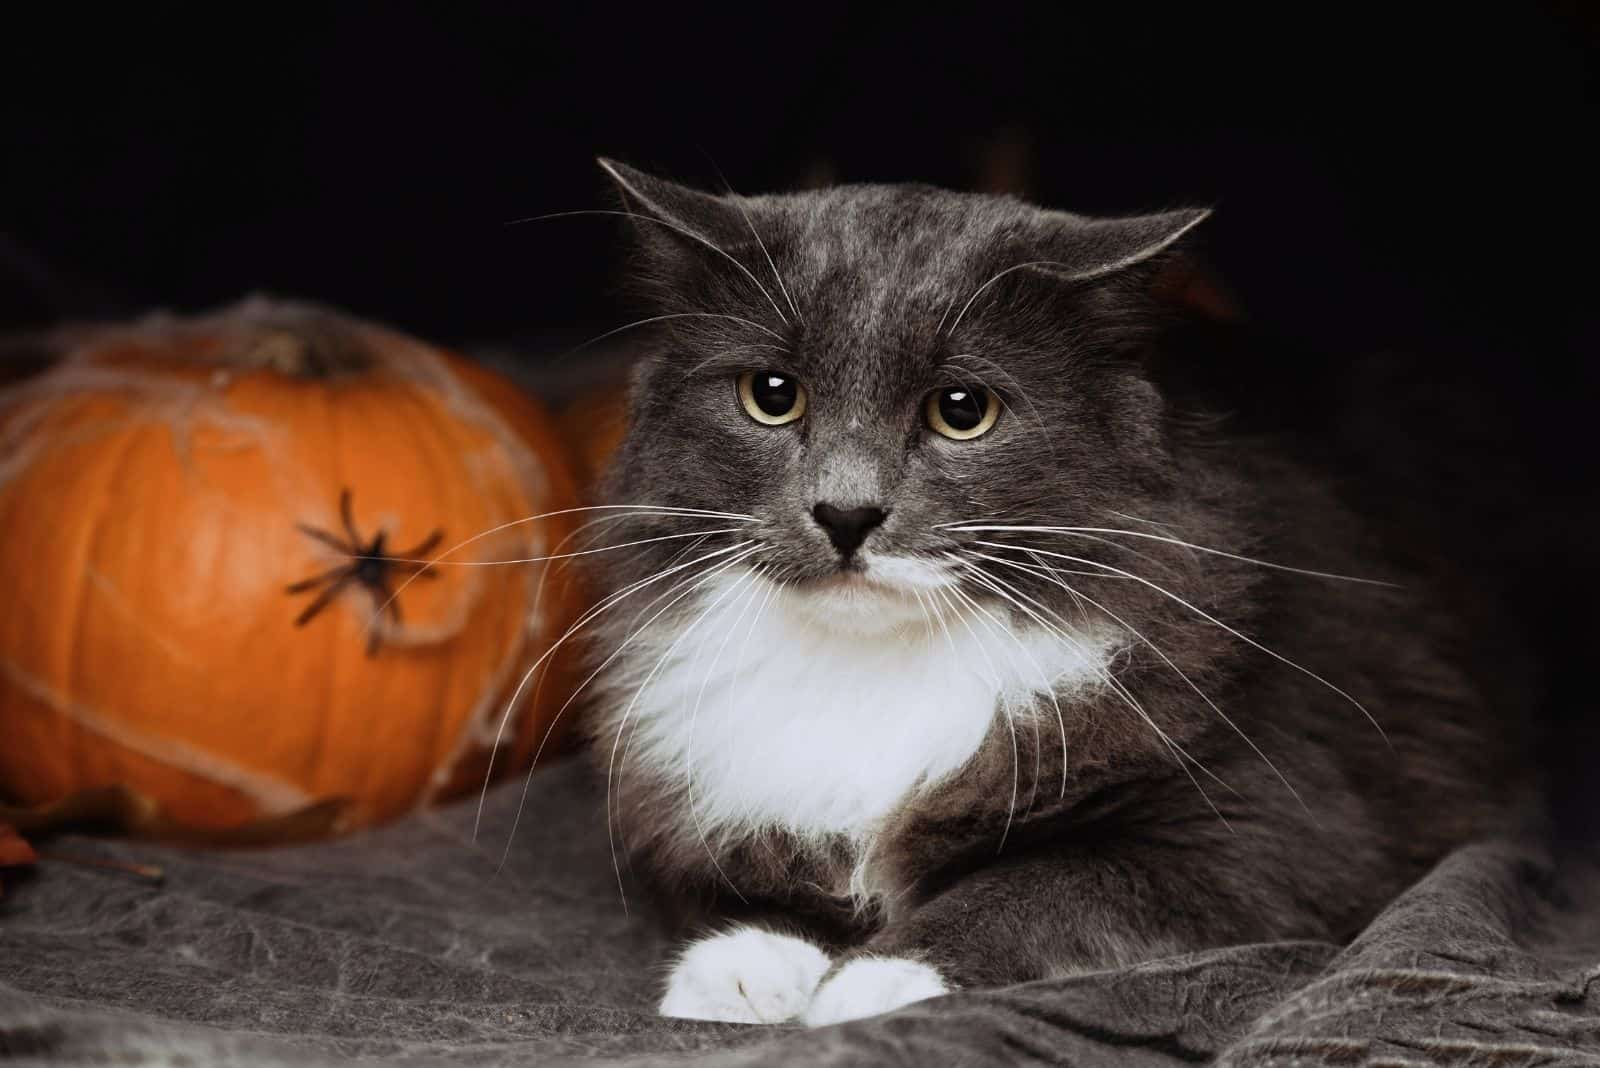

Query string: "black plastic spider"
[[285, 488, 444, 656]]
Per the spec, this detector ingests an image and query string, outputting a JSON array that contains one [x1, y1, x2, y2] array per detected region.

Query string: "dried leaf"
[[0, 785, 351, 847], [0, 822, 37, 867]]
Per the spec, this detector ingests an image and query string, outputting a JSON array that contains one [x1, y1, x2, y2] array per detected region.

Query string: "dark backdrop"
[[2, 4, 1596, 829], [2, 6, 1594, 363]]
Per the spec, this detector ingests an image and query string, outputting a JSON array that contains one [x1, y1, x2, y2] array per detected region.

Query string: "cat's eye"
[[737, 371, 807, 426], [925, 385, 1000, 440]]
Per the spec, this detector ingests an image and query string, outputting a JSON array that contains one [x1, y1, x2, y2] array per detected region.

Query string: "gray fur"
[[582, 160, 1532, 987]]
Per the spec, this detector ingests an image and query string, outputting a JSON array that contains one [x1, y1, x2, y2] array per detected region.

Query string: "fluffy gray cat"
[[577, 160, 1531, 1026]]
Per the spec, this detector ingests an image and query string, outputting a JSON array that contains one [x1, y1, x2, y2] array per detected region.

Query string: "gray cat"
[[578, 160, 1530, 1026]]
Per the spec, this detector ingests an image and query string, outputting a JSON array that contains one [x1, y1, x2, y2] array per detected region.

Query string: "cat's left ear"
[[596, 158, 750, 252], [1030, 208, 1212, 284]]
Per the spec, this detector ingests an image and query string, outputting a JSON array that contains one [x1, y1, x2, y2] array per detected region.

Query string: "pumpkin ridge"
[[0, 653, 313, 812], [83, 566, 202, 671], [415, 381, 542, 808], [66, 419, 147, 798]]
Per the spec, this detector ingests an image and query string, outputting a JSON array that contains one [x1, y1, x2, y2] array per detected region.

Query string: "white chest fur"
[[607, 568, 1118, 842]]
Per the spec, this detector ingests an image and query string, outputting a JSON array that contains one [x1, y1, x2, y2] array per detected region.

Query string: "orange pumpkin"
[[558, 378, 631, 489], [0, 299, 588, 834]]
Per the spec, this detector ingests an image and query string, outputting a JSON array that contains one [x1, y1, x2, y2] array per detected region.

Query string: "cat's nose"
[[811, 502, 888, 558]]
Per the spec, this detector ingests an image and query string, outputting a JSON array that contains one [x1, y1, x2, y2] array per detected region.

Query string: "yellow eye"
[[925, 385, 1000, 440], [738, 371, 807, 425]]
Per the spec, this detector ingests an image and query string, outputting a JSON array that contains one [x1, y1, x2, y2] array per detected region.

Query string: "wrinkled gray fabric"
[[2, 758, 1597, 1066]]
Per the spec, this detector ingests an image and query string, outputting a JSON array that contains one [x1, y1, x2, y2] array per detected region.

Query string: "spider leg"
[[364, 578, 402, 657], [285, 563, 354, 594], [390, 560, 440, 580], [339, 488, 361, 545], [293, 571, 357, 626], [380, 580, 403, 626], [397, 528, 444, 560], [296, 523, 354, 556]]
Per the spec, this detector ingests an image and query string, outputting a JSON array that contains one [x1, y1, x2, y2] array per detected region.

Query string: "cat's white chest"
[[615, 571, 1116, 841]]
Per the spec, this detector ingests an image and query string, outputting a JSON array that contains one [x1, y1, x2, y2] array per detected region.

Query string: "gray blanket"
[[3, 758, 1598, 1066]]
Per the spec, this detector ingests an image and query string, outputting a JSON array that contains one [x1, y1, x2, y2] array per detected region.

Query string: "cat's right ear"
[[597, 158, 749, 260]]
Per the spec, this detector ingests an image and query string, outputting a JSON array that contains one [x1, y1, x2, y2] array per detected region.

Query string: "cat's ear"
[[1030, 208, 1212, 284], [596, 158, 749, 253]]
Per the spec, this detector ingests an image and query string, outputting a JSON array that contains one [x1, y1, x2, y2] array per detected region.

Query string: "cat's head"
[[595, 159, 1210, 633]]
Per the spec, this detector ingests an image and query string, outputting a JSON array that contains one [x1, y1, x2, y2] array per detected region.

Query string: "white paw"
[[801, 956, 950, 1027], [658, 926, 832, 1024]]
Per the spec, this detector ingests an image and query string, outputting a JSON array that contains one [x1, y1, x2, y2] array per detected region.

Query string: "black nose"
[[812, 502, 888, 558]]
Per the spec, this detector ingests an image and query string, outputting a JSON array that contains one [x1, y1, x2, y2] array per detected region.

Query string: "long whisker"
[[947, 525, 1397, 587], [605, 545, 766, 908], [947, 214, 1208, 336], [946, 260, 1073, 336], [910, 588, 940, 644], [971, 550, 1302, 814], [955, 557, 1148, 728], [946, 565, 1067, 804], [610, 563, 769, 879], [933, 586, 1020, 852], [682, 565, 773, 899], [510, 208, 792, 328], [375, 504, 755, 635], [511, 515, 629, 739], [709, 166, 803, 326], [941, 581, 1048, 822], [955, 557, 1226, 795], [498, 541, 764, 884], [563, 311, 789, 355], [368, 527, 747, 568], [475, 538, 755, 840], [955, 557, 1234, 827], [519, 516, 726, 741], [501, 540, 765, 863], [1106, 508, 1186, 538], [973, 540, 1391, 746], [922, 587, 966, 675]]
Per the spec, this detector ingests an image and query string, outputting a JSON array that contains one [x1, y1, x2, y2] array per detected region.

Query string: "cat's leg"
[[659, 925, 832, 1023], [801, 845, 1233, 1027]]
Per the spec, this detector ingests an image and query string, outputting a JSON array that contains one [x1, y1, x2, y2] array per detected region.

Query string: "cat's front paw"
[[659, 926, 832, 1024], [802, 956, 950, 1027]]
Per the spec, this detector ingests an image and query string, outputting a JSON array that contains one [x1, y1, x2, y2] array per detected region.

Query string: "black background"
[[2, 5, 1594, 366], [2, 5, 1597, 829]]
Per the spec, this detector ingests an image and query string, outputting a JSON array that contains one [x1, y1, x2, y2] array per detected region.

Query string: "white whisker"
[[973, 540, 1391, 746], [973, 550, 1302, 815], [947, 524, 1397, 587], [561, 311, 790, 355], [941, 580, 1049, 822], [519, 539, 761, 789], [512, 208, 792, 329], [946, 260, 1077, 336], [605, 544, 768, 908], [935, 585, 1021, 852], [377, 503, 756, 633], [955, 557, 1235, 829], [720, 180, 802, 326], [372, 527, 747, 568], [682, 565, 773, 897], [476, 538, 756, 842]]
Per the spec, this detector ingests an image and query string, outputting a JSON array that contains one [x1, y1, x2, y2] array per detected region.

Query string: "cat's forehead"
[[754, 186, 1035, 350], [772, 185, 1030, 272]]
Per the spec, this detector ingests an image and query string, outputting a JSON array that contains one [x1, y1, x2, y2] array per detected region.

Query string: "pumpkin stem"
[[233, 305, 375, 378]]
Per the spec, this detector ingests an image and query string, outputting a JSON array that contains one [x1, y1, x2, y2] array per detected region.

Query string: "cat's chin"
[[773, 555, 953, 635]]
